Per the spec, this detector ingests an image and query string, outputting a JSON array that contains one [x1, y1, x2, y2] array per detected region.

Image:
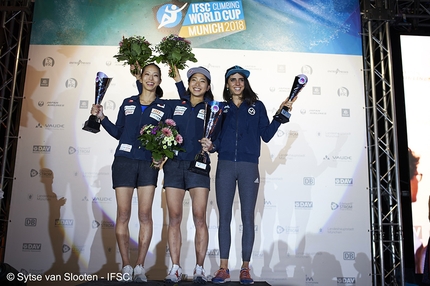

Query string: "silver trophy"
[[274, 74, 307, 123], [189, 101, 223, 176], [83, 72, 113, 133]]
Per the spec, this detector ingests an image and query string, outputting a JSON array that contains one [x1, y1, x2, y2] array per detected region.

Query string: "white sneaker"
[[133, 264, 147, 282], [121, 265, 133, 282], [165, 264, 182, 283], [193, 264, 207, 284]]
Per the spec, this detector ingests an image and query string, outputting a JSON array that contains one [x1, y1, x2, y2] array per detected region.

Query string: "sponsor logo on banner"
[[313, 86, 321, 95], [101, 220, 115, 229], [277, 226, 300, 234], [295, 201, 313, 209], [36, 194, 57, 201], [331, 202, 353, 211], [65, 78, 78, 88], [68, 146, 90, 155], [42, 57, 55, 67], [63, 244, 71, 253], [33, 145, 51, 154], [40, 78, 49, 87], [305, 275, 317, 284], [37, 122, 65, 130], [22, 243, 42, 252], [252, 251, 264, 259], [331, 155, 352, 162], [69, 59, 91, 66], [40, 168, 53, 179], [92, 196, 113, 203], [328, 68, 348, 75], [309, 109, 327, 115], [277, 65, 286, 73], [327, 227, 354, 234], [154, 1, 246, 38], [337, 277, 356, 285], [104, 100, 116, 111], [342, 108, 350, 117], [338, 87, 349, 97], [264, 199, 276, 209], [80, 100, 89, 109], [92, 220, 100, 229], [207, 248, 220, 256], [343, 251, 356, 260], [301, 65, 313, 75], [303, 177, 315, 185], [55, 219, 74, 227], [47, 101, 65, 107], [335, 178, 353, 185], [38, 101, 44, 107], [25, 218, 37, 227]]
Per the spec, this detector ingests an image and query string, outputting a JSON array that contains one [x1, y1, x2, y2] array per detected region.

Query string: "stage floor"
[[78, 280, 271, 286]]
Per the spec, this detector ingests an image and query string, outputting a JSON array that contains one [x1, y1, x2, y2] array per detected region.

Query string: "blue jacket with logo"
[[101, 95, 172, 161], [214, 100, 280, 164], [166, 81, 216, 161]]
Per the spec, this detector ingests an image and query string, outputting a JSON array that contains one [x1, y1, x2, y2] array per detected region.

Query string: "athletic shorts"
[[163, 159, 210, 190], [111, 156, 158, 189]]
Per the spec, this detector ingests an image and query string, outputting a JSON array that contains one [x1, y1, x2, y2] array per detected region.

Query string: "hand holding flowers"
[[138, 119, 185, 168]]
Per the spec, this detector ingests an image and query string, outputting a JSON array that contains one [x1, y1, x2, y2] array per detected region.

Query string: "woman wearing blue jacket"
[[92, 63, 172, 282], [162, 66, 216, 284], [211, 66, 293, 285]]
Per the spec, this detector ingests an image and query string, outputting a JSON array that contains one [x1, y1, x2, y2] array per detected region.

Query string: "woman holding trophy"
[[210, 66, 295, 285], [135, 65, 218, 284], [91, 63, 172, 282], [162, 66, 220, 284]]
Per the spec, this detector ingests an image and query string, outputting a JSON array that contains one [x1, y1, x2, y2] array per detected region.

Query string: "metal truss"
[[0, 0, 34, 261], [361, 0, 430, 285]]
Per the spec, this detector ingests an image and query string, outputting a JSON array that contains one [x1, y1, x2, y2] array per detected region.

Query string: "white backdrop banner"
[[5, 1, 371, 285]]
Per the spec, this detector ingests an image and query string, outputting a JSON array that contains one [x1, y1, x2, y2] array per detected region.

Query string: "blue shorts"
[[111, 156, 159, 189], [163, 159, 210, 190]]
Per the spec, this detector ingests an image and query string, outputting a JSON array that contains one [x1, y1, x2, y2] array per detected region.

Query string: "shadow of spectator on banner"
[[148, 187, 169, 279], [88, 165, 119, 275], [258, 127, 298, 280], [268, 126, 348, 281], [39, 160, 66, 276]]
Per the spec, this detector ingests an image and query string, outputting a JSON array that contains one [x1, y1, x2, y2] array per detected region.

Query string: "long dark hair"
[[141, 63, 163, 98], [222, 67, 258, 105], [186, 68, 214, 101]]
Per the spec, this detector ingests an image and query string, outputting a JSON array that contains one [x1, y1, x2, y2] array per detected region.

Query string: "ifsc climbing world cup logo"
[[154, 1, 188, 33]]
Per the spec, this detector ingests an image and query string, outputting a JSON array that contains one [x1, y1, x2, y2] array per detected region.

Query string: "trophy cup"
[[189, 101, 223, 176], [82, 72, 113, 133], [273, 74, 308, 123]]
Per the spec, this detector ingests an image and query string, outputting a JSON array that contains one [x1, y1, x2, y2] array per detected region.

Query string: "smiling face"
[[141, 64, 161, 92], [226, 73, 245, 96], [188, 73, 210, 98]]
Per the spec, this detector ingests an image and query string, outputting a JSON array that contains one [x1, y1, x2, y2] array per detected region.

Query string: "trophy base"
[[188, 152, 211, 176], [82, 115, 101, 133], [273, 107, 291, 124], [188, 161, 211, 176]]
